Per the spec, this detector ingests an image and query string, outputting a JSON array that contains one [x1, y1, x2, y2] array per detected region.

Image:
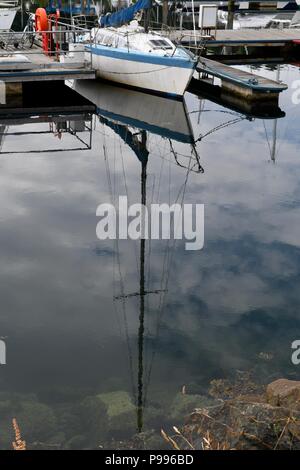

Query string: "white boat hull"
[[86, 47, 196, 97]]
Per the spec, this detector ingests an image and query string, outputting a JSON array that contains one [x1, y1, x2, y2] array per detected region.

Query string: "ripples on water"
[[0, 65, 299, 448]]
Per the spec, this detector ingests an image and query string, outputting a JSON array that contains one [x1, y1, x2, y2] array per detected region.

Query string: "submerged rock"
[[80, 395, 108, 446], [17, 401, 57, 443], [97, 391, 135, 417], [97, 391, 136, 437], [170, 393, 217, 422]]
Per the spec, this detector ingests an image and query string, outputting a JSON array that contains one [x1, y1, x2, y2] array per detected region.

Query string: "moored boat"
[[85, 0, 197, 97]]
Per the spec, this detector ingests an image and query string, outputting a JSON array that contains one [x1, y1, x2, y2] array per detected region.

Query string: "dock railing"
[[0, 19, 95, 70]]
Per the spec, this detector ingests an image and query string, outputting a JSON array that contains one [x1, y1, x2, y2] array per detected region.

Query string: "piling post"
[[1, 83, 23, 107], [225, 0, 236, 55], [227, 0, 235, 30]]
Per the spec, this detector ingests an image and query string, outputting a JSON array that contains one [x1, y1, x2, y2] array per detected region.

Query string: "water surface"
[[0, 65, 300, 449]]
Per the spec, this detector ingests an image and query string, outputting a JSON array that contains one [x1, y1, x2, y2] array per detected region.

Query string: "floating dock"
[[171, 28, 300, 48], [188, 77, 285, 120], [0, 47, 95, 82], [0, 24, 96, 83], [196, 57, 287, 100]]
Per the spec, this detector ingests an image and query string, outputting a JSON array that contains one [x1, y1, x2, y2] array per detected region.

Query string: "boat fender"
[[35, 8, 48, 32]]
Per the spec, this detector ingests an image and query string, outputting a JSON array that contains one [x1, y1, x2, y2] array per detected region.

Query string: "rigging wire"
[[103, 139, 137, 403], [143, 151, 195, 407]]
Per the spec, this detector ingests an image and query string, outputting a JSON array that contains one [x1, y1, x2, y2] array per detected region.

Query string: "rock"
[[65, 434, 88, 450], [209, 373, 264, 400], [170, 393, 217, 422], [171, 378, 300, 450], [0, 418, 14, 450], [266, 379, 300, 409], [97, 391, 135, 418], [143, 432, 168, 450], [97, 391, 136, 438], [180, 399, 300, 450], [80, 395, 108, 446], [143, 406, 165, 428], [17, 401, 57, 443]]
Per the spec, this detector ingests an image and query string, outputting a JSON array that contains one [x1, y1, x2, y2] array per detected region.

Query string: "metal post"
[[191, 0, 197, 46], [227, 0, 235, 30], [69, 0, 73, 25], [90, 29, 93, 69]]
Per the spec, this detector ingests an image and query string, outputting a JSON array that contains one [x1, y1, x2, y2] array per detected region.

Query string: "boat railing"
[[71, 14, 98, 30]]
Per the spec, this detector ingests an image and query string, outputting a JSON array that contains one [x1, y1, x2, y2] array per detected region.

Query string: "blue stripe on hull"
[[98, 107, 194, 143], [87, 45, 196, 69]]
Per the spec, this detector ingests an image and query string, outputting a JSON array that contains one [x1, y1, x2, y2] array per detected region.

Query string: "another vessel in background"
[[0, 0, 19, 30]]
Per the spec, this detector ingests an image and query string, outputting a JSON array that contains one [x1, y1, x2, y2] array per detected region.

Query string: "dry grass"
[[12, 418, 26, 450], [161, 403, 300, 451], [161, 425, 232, 450]]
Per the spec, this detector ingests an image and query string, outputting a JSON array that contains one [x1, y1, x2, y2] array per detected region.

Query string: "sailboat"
[[85, 0, 197, 97]]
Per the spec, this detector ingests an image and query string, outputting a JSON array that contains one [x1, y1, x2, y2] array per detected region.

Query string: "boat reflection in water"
[[67, 80, 197, 144], [67, 79, 203, 433]]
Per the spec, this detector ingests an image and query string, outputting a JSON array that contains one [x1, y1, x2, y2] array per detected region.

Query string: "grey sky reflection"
[[0, 67, 300, 398]]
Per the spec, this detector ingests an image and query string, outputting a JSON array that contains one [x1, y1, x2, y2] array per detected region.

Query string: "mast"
[[271, 65, 280, 163], [162, 0, 168, 26], [137, 130, 147, 433], [144, 0, 152, 33], [103, 121, 165, 434]]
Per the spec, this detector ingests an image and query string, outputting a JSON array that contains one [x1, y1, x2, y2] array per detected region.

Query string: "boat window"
[[95, 31, 119, 47], [148, 39, 173, 50], [117, 36, 128, 48], [101, 34, 116, 47]]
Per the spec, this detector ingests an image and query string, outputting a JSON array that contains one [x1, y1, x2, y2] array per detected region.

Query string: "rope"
[[97, 65, 175, 75]]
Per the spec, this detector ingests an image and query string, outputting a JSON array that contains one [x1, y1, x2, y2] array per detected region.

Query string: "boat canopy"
[[99, 0, 151, 28]]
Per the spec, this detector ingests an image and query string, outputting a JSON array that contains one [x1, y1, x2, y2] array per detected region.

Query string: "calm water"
[[0, 65, 300, 449]]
